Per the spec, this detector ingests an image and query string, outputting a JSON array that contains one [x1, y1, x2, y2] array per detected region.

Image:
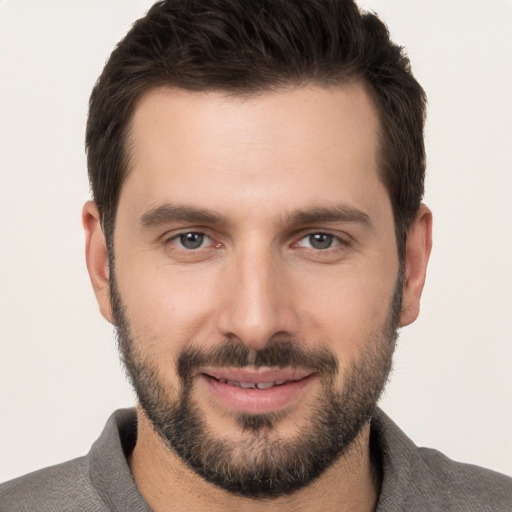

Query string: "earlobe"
[[82, 201, 113, 324], [399, 204, 433, 327]]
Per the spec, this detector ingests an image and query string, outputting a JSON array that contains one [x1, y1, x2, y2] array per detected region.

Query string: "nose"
[[216, 246, 298, 351]]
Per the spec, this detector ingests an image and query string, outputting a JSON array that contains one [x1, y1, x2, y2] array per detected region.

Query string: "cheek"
[[114, 257, 222, 352], [293, 263, 398, 354]]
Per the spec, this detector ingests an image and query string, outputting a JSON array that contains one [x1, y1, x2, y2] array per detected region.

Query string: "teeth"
[[213, 376, 294, 389], [239, 382, 256, 389], [256, 382, 275, 389]]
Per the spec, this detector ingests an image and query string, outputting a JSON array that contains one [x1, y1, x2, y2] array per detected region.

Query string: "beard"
[[110, 268, 402, 499]]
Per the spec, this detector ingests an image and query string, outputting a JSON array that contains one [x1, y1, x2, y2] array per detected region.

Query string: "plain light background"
[[0, 0, 511, 483]]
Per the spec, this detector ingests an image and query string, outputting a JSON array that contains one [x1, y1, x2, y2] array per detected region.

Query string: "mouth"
[[198, 367, 317, 415], [208, 377, 299, 390]]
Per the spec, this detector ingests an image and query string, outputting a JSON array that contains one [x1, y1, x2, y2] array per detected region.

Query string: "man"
[[1, 0, 511, 510]]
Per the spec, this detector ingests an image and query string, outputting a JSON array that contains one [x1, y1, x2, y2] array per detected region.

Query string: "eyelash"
[[293, 232, 345, 251], [167, 232, 217, 251], [165, 230, 348, 253]]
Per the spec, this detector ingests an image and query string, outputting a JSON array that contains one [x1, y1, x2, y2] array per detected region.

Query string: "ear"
[[82, 201, 113, 324], [399, 204, 433, 327]]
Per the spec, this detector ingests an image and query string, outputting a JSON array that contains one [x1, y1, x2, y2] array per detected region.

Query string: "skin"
[[83, 83, 432, 511]]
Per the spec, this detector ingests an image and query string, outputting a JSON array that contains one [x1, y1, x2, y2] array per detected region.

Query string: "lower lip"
[[199, 374, 316, 415]]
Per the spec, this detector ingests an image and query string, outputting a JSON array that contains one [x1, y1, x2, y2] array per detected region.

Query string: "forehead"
[[121, 83, 387, 223]]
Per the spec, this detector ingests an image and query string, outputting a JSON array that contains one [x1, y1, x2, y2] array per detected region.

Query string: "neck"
[[129, 408, 380, 512]]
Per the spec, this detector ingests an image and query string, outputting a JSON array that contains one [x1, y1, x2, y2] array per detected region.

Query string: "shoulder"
[[0, 457, 108, 512], [373, 409, 512, 512], [0, 409, 144, 512], [416, 446, 512, 509]]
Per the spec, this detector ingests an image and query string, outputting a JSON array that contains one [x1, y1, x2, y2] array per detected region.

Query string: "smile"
[[199, 368, 317, 414], [208, 376, 303, 390]]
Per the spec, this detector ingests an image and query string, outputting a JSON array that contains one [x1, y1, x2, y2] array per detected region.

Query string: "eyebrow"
[[140, 203, 371, 230], [140, 204, 231, 228], [287, 205, 371, 227]]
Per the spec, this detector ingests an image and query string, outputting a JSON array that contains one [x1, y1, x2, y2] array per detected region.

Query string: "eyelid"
[[160, 225, 210, 241], [160, 227, 350, 252], [174, 232, 212, 249], [304, 234, 339, 248], [291, 230, 349, 249], [162, 229, 216, 249]]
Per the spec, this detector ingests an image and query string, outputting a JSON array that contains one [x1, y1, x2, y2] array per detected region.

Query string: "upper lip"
[[200, 367, 314, 383]]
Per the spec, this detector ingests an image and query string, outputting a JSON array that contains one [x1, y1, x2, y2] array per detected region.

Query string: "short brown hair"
[[86, 0, 426, 257]]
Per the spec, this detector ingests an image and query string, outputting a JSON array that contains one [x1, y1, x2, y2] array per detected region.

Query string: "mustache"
[[177, 339, 339, 381]]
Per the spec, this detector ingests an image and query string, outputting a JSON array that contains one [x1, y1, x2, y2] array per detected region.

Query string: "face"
[[85, 84, 430, 498]]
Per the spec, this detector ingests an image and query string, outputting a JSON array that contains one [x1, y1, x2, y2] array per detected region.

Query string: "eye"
[[172, 232, 212, 250], [296, 233, 341, 250]]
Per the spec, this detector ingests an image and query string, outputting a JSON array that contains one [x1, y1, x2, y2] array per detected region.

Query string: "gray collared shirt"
[[1, 408, 511, 511]]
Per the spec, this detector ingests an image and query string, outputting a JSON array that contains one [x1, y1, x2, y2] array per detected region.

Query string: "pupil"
[[310, 233, 332, 249], [181, 233, 203, 249]]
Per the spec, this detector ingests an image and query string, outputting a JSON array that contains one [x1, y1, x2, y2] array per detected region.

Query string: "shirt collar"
[[86, 407, 431, 511]]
